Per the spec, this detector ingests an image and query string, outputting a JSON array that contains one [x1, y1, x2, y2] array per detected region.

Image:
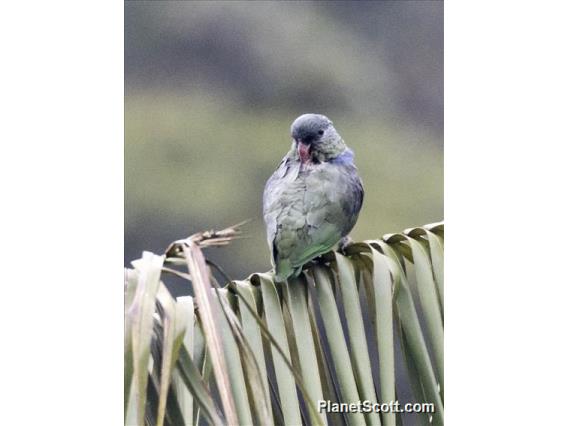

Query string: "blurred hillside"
[[125, 1, 443, 292]]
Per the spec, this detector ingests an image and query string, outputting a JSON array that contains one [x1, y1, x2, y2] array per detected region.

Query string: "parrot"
[[263, 113, 364, 282]]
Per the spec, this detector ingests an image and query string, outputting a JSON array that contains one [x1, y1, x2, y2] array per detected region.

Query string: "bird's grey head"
[[290, 114, 345, 163]]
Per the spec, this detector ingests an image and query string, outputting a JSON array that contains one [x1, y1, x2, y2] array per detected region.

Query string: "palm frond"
[[125, 222, 444, 425]]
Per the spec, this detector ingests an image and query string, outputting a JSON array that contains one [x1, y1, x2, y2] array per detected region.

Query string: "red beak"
[[297, 139, 311, 164]]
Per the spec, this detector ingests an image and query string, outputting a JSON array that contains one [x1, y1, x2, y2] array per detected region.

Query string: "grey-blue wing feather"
[[339, 164, 364, 235], [263, 156, 294, 264]]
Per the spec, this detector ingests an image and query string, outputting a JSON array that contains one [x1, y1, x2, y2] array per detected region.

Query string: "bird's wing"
[[338, 165, 364, 235], [263, 156, 297, 265], [264, 157, 363, 281], [287, 162, 361, 267]]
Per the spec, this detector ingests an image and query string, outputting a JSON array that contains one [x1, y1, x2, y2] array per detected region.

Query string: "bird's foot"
[[338, 236, 353, 254], [305, 255, 328, 269]]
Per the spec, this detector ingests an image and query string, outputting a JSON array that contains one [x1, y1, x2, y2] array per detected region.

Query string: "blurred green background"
[[125, 1, 443, 291]]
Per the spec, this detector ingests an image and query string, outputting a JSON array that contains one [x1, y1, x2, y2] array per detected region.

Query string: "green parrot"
[[263, 114, 364, 282]]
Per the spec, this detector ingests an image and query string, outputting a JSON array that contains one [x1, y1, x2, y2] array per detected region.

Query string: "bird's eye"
[[318, 130, 324, 135]]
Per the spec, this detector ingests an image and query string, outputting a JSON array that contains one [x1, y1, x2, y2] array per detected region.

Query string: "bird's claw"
[[338, 236, 353, 254]]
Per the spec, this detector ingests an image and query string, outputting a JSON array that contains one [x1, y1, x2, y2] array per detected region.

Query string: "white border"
[[1, 1, 123, 424], [446, 2, 568, 425]]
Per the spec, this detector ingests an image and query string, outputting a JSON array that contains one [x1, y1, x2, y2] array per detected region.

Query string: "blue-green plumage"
[[263, 114, 364, 282]]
